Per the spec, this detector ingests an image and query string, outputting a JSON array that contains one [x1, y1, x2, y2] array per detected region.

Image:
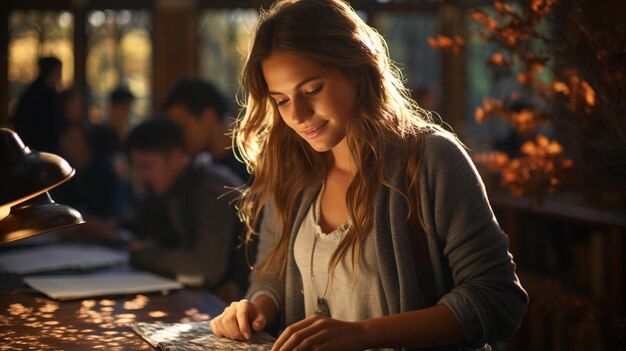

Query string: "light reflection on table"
[[0, 286, 225, 350]]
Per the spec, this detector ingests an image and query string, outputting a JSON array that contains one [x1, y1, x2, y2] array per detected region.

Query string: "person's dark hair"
[[37, 56, 62, 80], [126, 117, 185, 153], [110, 86, 135, 104], [161, 78, 227, 120]]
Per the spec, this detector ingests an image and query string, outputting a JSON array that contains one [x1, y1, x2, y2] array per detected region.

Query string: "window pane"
[[374, 12, 442, 111], [464, 4, 554, 150], [86, 9, 152, 126], [464, 10, 512, 147], [8, 10, 74, 117], [199, 9, 259, 113]]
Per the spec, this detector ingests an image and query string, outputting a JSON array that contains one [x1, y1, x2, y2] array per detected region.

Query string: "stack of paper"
[[24, 271, 183, 300]]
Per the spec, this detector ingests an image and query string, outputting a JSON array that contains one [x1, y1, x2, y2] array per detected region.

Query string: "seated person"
[[162, 78, 250, 182], [53, 124, 128, 242], [126, 118, 245, 303], [93, 86, 136, 185]]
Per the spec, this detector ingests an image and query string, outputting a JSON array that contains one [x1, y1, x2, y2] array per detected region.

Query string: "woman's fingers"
[[223, 302, 247, 339], [209, 315, 222, 337], [235, 301, 252, 339], [278, 322, 328, 351], [272, 315, 364, 351], [272, 314, 323, 351], [210, 299, 262, 340], [252, 312, 267, 331]]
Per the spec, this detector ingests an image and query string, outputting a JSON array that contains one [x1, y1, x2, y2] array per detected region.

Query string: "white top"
[[293, 187, 389, 324]]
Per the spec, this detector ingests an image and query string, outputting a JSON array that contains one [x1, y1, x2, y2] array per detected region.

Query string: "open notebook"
[[133, 320, 275, 351], [24, 271, 182, 300]]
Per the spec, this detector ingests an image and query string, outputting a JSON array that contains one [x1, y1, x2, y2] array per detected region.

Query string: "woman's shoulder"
[[388, 127, 466, 163], [420, 128, 465, 152], [384, 127, 474, 187], [421, 128, 473, 171]]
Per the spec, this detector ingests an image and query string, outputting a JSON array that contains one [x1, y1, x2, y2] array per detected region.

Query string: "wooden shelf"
[[488, 190, 626, 229], [489, 191, 625, 351]]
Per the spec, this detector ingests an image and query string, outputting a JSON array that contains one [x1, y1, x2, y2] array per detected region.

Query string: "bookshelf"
[[488, 191, 626, 351]]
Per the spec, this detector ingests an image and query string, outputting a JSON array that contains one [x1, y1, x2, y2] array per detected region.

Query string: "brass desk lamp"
[[0, 128, 84, 243]]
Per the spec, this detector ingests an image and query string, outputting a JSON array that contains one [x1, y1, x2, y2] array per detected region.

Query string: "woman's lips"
[[302, 120, 328, 139]]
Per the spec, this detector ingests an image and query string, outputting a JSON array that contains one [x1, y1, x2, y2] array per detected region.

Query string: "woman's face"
[[262, 53, 357, 153]]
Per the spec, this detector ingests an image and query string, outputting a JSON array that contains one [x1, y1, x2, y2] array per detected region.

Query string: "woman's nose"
[[288, 96, 313, 125]]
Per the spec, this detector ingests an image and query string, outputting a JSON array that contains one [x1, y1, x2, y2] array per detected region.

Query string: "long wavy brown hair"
[[235, 0, 448, 279]]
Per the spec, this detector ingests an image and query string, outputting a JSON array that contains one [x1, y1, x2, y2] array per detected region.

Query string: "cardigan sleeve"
[[245, 198, 284, 311], [419, 132, 528, 347]]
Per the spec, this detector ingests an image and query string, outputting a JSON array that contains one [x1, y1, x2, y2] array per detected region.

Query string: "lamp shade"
[[0, 128, 74, 210], [0, 193, 84, 243], [0, 128, 84, 243]]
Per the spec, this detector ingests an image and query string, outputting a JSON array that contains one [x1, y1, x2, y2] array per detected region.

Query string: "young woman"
[[209, 1, 528, 350]]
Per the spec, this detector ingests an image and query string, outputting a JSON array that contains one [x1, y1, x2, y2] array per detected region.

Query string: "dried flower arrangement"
[[430, 0, 626, 203]]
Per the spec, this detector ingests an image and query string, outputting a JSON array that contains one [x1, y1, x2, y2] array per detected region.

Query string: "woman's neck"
[[329, 138, 356, 175]]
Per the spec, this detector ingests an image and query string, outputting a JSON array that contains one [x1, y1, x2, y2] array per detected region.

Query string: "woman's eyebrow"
[[269, 76, 322, 95]]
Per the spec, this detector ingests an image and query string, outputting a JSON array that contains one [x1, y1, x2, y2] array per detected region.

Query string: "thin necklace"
[[310, 233, 332, 317], [310, 182, 350, 318]]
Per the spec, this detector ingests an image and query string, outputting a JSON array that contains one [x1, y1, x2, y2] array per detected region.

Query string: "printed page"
[[133, 321, 274, 351]]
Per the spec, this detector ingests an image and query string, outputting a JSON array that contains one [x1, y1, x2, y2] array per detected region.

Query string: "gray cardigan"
[[246, 131, 528, 349]]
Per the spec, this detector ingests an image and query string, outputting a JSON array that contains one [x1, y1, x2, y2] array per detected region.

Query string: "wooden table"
[[0, 275, 226, 350]]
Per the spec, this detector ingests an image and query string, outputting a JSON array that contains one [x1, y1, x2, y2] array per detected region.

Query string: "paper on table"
[[133, 320, 275, 351], [24, 271, 183, 300], [0, 243, 128, 274]]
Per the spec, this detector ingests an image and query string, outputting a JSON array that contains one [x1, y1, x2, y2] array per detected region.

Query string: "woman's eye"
[[304, 86, 322, 96], [275, 98, 289, 106]]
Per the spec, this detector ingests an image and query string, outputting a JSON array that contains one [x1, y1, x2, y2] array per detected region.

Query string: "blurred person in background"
[[93, 86, 136, 182], [59, 87, 88, 128], [12, 56, 64, 154], [126, 118, 247, 303], [162, 78, 249, 182], [53, 124, 129, 243], [94, 86, 135, 158]]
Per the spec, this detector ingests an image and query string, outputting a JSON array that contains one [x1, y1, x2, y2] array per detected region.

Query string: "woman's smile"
[[302, 120, 329, 139]]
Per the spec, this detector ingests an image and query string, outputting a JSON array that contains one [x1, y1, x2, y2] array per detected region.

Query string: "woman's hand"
[[210, 299, 268, 340], [271, 314, 366, 351]]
